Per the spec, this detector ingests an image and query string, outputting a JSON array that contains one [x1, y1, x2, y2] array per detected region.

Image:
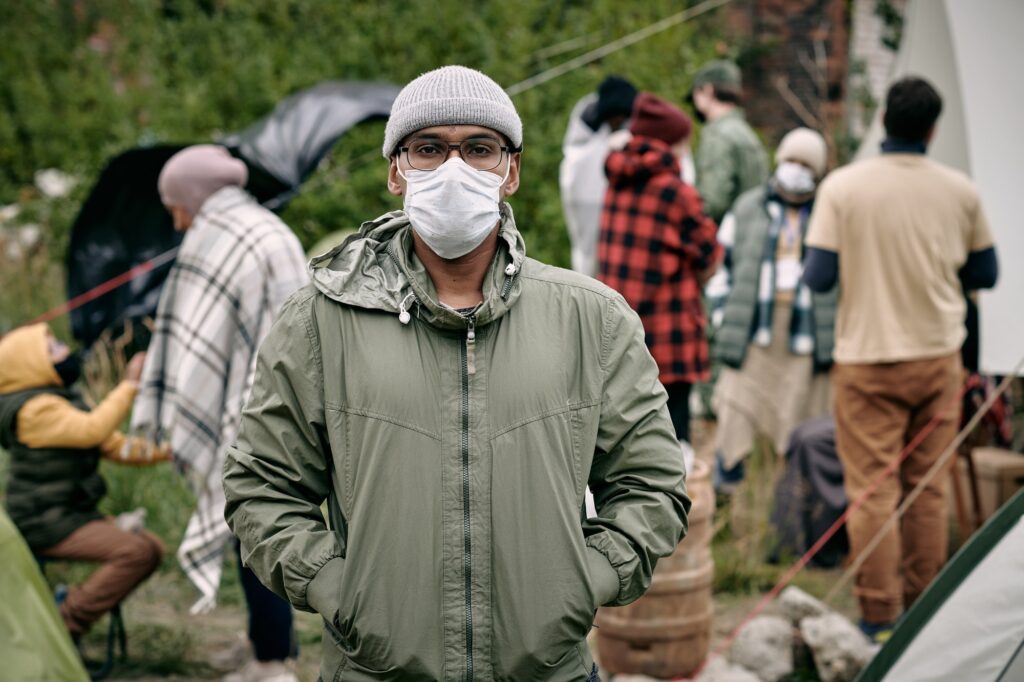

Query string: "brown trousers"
[[40, 518, 164, 636], [832, 352, 961, 623]]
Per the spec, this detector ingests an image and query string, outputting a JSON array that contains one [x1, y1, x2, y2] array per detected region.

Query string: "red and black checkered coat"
[[598, 136, 722, 386]]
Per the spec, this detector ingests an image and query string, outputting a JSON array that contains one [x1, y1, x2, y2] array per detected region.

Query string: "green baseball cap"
[[692, 60, 742, 90]]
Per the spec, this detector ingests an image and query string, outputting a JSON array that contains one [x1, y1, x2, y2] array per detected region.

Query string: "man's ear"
[[387, 157, 404, 197], [502, 152, 522, 198]]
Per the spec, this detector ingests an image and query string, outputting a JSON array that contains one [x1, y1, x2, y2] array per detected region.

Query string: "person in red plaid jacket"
[[598, 93, 722, 443]]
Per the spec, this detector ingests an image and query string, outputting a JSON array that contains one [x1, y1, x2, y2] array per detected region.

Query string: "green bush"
[[1, 0, 724, 267]]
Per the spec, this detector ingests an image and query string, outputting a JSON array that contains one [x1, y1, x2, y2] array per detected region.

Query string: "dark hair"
[[685, 83, 742, 108], [883, 77, 943, 142], [711, 83, 742, 105]]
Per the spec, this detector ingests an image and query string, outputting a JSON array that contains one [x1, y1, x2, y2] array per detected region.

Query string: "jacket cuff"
[[305, 556, 345, 618], [586, 546, 620, 607]]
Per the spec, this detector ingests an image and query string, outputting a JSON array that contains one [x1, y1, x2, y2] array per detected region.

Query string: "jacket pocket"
[[322, 407, 444, 677], [490, 410, 599, 677]]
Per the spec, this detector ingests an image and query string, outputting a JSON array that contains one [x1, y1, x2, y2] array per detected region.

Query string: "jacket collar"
[[706, 108, 747, 129], [309, 204, 525, 330], [881, 137, 927, 155]]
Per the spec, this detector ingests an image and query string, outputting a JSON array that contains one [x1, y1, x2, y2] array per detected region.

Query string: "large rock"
[[695, 657, 762, 682], [800, 613, 876, 682], [778, 585, 829, 624], [728, 616, 794, 682]]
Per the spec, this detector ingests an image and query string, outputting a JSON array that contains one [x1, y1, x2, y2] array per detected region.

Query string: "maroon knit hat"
[[629, 92, 692, 145]]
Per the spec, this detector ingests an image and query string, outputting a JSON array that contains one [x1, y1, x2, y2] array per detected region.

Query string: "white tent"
[[857, 489, 1024, 681], [856, 0, 1024, 375]]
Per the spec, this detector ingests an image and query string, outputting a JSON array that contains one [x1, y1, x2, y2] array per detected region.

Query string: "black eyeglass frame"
[[397, 140, 522, 171]]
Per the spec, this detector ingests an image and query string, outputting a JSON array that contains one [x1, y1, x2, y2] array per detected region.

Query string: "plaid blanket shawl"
[[130, 187, 308, 613]]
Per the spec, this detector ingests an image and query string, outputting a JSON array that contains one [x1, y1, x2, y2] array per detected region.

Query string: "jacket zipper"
[[461, 314, 475, 681], [465, 316, 477, 375]]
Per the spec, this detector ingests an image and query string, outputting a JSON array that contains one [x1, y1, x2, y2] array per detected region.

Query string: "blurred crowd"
[[1, 60, 1001, 681]]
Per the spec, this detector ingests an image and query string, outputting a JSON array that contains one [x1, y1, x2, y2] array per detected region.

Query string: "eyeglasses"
[[399, 137, 512, 171]]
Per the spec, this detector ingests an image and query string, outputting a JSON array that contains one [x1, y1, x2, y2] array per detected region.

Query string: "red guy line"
[[12, 246, 179, 332]]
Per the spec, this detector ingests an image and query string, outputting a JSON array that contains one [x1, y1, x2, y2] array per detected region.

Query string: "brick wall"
[[720, 0, 850, 160]]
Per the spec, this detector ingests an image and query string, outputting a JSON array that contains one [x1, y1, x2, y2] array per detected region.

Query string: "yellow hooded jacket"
[[0, 324, 166, 463]]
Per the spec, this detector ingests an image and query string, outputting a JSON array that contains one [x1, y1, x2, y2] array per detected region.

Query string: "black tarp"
[[67, 81, 399, 346], [221, 81, 401, 208]]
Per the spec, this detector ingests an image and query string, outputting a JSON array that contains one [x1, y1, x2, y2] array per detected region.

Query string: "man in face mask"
[[224, 65, 691, 682], [706, 128, 836, 490]]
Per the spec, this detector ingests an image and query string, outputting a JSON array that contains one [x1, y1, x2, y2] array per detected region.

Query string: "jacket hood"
[[0, 324, 61, 394], [605, 137, 681, 189], [309, 203, 526, 330]]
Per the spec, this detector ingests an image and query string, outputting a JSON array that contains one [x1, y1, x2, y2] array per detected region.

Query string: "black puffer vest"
[[0, 386, 105, 551]]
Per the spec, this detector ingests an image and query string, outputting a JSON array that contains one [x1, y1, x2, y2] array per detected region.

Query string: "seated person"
[[0, 323, 168, 640]]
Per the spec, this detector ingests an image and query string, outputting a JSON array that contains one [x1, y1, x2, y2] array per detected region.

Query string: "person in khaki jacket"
[[0, 323, 168, 640], [223, 65, 690, 682]]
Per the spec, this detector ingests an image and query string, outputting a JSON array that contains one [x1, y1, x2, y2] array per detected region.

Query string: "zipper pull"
[[466, 316, 476, 376]]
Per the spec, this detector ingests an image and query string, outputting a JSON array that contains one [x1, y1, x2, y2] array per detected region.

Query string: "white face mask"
[[399, 158, 507, 260], [774, 161, 817, 196]]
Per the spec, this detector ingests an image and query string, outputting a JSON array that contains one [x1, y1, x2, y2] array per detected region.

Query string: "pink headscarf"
[[157, 145, 249, 216]]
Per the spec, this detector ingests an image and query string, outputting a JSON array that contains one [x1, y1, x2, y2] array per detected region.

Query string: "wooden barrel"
[[595, 457, 715, 678]]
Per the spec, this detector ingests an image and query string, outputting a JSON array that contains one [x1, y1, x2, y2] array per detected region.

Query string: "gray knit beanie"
[[382, 65, 522, 158]]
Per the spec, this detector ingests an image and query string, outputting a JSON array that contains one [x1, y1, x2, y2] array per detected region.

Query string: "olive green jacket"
[[714, 186, 837, 372], [223, 207, 690, 681], [696, 109, 770, 222]]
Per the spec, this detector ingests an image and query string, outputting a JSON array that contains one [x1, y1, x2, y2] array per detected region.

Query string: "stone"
[[695, 657, 762, 682], [728, 616, 794, 682], [35, 168, 76, 198], [778, 585, 829, 624], [0, 204, 19, 225], [2, 223, 41, 261], [800, 613, 876, 682]]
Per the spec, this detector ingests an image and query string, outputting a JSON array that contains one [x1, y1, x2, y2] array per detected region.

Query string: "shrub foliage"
[[0, 1, 723, 266]]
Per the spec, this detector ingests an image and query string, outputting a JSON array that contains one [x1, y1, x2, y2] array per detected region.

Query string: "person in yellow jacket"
[[0, 323, 168, 639]]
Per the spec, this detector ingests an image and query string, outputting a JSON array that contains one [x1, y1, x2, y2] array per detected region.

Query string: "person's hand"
[[126, 352, 146, 384]]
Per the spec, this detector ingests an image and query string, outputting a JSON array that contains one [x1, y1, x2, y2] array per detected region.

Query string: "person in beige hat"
[[705, 127, 836, 489]]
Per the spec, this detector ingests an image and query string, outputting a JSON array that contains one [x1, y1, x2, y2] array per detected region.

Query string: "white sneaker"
[[222, 660, 298, 682]]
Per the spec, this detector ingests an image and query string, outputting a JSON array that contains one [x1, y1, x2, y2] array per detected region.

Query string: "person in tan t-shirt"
[[802, 77, 998, 640]]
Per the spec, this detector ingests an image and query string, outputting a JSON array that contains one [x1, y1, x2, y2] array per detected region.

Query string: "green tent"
[[0, 508, 89, 681]]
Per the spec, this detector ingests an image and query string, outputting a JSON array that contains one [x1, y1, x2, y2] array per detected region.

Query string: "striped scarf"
[[752, 200, 815, 354], [708, 197, 816, 353]]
